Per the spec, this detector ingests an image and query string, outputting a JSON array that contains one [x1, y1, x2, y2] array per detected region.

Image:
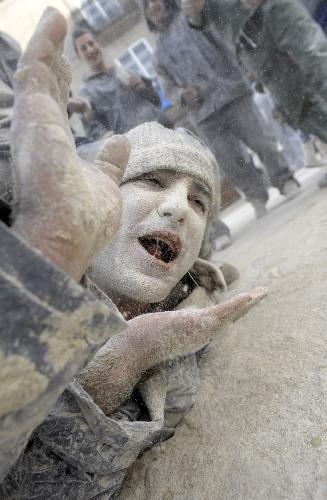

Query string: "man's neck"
[[108, 291, 149, 320]]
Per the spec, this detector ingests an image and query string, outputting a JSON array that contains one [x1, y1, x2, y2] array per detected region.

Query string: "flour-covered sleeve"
[[0, 381, 164, 499], [0, 222, 126, 482]]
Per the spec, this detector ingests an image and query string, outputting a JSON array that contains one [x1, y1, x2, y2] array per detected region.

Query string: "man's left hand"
[[128, 74, 146, 90]]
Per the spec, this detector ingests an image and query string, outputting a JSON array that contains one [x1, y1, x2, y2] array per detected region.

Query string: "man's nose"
[[157, 189, 188, 224]]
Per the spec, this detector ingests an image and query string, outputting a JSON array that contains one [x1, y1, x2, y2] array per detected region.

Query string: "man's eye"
[[143, 176, 164, 187], [190, 197, 207, 213]]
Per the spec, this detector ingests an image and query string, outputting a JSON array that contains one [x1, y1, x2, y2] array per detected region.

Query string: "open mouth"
[[138, 232, 181, 264]]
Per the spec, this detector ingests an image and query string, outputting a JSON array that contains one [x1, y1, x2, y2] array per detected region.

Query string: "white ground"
[[119, 167, 327, 500]]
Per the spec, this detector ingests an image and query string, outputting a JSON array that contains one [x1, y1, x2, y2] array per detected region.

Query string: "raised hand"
[[11, 8, 130, 280], [67, 95, 92, 119], [182, 85, 201, 106], [79, 287, 268, 415]]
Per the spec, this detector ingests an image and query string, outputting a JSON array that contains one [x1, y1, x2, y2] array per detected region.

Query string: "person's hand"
[[128, 74, 146, 90], [80, 287, 268, 415], [67, 96, 92, 119], [182, 85, 201, 106], [11, 8, 130, 281], [240, 0, 263, 9], [181, 0, 206, 21], [0, 114, 11, 129]]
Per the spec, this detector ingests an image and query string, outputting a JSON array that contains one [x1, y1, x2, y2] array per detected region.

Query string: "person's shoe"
[[318, 172, 327, 188], [280, 178, 301, 199], [217, 261, 240, 287], [215, 233, 233, 251], [251, 199, 268, 219], [304, 140, 319, 167], [303, 139, 327, 167]]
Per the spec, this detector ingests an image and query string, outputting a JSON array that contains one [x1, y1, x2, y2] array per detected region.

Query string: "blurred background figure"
[[237, 0, 327, 187], [142, 0, 300, 221], [252, 82, 305, 174], [72, 28, 173, 139]]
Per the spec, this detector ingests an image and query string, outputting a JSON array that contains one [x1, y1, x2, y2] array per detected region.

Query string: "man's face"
[[75, 32, 103, 70], [145, 0, 166, 28], [89, 170, 211, 304]]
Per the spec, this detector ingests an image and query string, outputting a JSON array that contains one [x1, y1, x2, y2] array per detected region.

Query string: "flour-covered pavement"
[[119, 167, 327, 500]]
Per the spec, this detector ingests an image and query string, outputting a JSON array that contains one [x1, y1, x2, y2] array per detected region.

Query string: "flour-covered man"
[[0, 9, 267, 498]]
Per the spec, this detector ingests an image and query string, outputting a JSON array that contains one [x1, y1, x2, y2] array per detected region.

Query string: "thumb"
[[94, 134, 130, 186]]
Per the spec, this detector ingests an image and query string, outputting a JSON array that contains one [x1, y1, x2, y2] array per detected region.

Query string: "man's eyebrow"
[[191, 179, 211, 199]]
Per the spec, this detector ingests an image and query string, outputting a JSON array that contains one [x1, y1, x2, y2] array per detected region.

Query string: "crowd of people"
[[0, 0, 327, 498], [68, 0, 327, 241]]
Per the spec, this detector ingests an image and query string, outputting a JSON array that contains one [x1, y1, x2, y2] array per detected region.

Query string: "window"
[[116, 39, 156, 79], [116, 38, 171, 110], [78, 0, 123, 32]]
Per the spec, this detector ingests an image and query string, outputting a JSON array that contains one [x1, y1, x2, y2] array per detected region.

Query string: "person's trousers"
[[298, 99, 327, 143], [196, 95, 293, 203]]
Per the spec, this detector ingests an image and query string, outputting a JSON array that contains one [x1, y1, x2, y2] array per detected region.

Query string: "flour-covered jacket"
[[153, 3, 251, 125], [79, 68, 170, 140], [0, 259, 227, 499]]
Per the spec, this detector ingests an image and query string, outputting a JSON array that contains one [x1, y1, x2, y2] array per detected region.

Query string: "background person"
[[143, 0, 300, 219], [233, 0, 327, 186], [72, 28, 173, 139]]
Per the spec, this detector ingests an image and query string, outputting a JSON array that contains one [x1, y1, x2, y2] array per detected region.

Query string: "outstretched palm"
[[12, 8, 129, 280]]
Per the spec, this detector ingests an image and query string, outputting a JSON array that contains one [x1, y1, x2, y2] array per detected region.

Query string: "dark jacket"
[[80, 68, 172, 139], [148, 0, 251, 125], [237, 0, 327, 126]]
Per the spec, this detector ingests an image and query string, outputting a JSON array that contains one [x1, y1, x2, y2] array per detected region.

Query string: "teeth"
[[139, 236, 178, 263]]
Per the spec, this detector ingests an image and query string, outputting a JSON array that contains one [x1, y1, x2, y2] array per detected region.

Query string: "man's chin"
[[118, 272, 178, 304]]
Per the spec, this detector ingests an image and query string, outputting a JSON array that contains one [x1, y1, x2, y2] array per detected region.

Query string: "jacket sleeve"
[[0, 381, 165, 499], [79, 87, 111, 140], [267, 0, 327, 99], [0, 221, 126, 482]]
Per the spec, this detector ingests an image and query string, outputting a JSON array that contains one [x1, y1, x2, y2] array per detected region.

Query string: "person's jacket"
[[149, 1, 251, 125], [0, 259, 230, 499], [79, 68, 171, 140], [237, 0, 327, 126]]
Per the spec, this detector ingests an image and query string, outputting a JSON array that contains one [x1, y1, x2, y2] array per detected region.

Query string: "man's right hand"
[[11, 8, 130, 281], [181, 85, 201, 106], [80, 287, 268, 415]]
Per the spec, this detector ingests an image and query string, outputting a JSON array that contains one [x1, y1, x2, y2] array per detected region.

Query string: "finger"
[[20, 8, 66, 67], [177, 287, 268, 341], [208, 287, 268, 326], [14, 8, 67, 96], [94, 135, 130, 185], [57, 55, 73, 112], [0, 116, 11, 128]]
